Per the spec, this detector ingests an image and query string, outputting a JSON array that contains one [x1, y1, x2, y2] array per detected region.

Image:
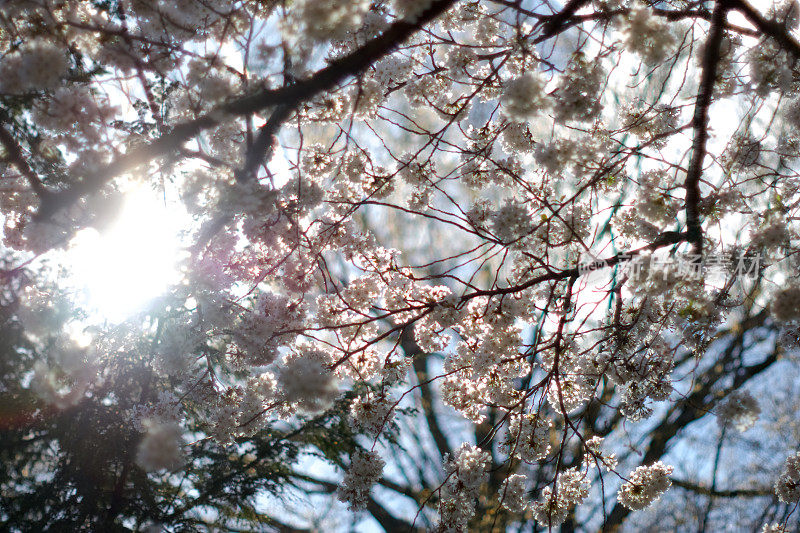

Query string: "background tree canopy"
[[3, 0, 800, 531]]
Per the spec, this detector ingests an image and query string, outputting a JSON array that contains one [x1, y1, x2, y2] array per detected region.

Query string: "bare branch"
[[683, 0, 728, 254]]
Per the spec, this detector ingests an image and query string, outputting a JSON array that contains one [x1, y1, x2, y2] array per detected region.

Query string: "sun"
[[66, 186, 188, 323]]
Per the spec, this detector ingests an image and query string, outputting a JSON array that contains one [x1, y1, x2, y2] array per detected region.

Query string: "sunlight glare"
[[66, 187, 187, 322]]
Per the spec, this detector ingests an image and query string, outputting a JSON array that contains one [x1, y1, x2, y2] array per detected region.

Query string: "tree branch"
[[489, 1, 760, 37], [672, 478, 772, 498], [0, 111, 49, 198], [235, 104, 294, 183], [34, 0, 459, 221], [731, 0, 800, 57], [461, 230, 689, 301], [297, 474, 423, 532], [683, 0, 728, 255], [401, 327, 453, 461], [603, 309, 774, 531]]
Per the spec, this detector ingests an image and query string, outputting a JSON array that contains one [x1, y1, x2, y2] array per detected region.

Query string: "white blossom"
[[501, 72, 549, 120], [279, 347, 339, 414], [136, 420, 185, 472], [617, 462, 674, 510], [437, 443, 490, 531], [623, 6, 677, 65], [394, 0, 436, 22], [337, 448, 385, 511], [531, 468, 589, 527], [288, 0, 371, 42], [717, 390, 760, 431], [775, 452, 800, 503], [350, 392, 394, 436], [0, 39, 68, 93], [499, 473, 528, 513], [501, 414, 553, 463], [772, 284, 800, 321]]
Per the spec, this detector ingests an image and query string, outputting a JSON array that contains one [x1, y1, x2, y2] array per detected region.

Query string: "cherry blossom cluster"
[[4, 0, 800, 529]]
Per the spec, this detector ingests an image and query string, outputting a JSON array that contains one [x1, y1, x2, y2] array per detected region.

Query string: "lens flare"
[[66, 187, 186, 322]]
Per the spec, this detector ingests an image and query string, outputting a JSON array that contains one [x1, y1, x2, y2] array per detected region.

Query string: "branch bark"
[[683, 0, 728, 255], [603, 310, 774, 531], [672, 478, 772, 498], [731, 0, 800, 57], [34, 0, 459, 220], [0, 111, 49, 198], [401, 327, 453, 460]]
